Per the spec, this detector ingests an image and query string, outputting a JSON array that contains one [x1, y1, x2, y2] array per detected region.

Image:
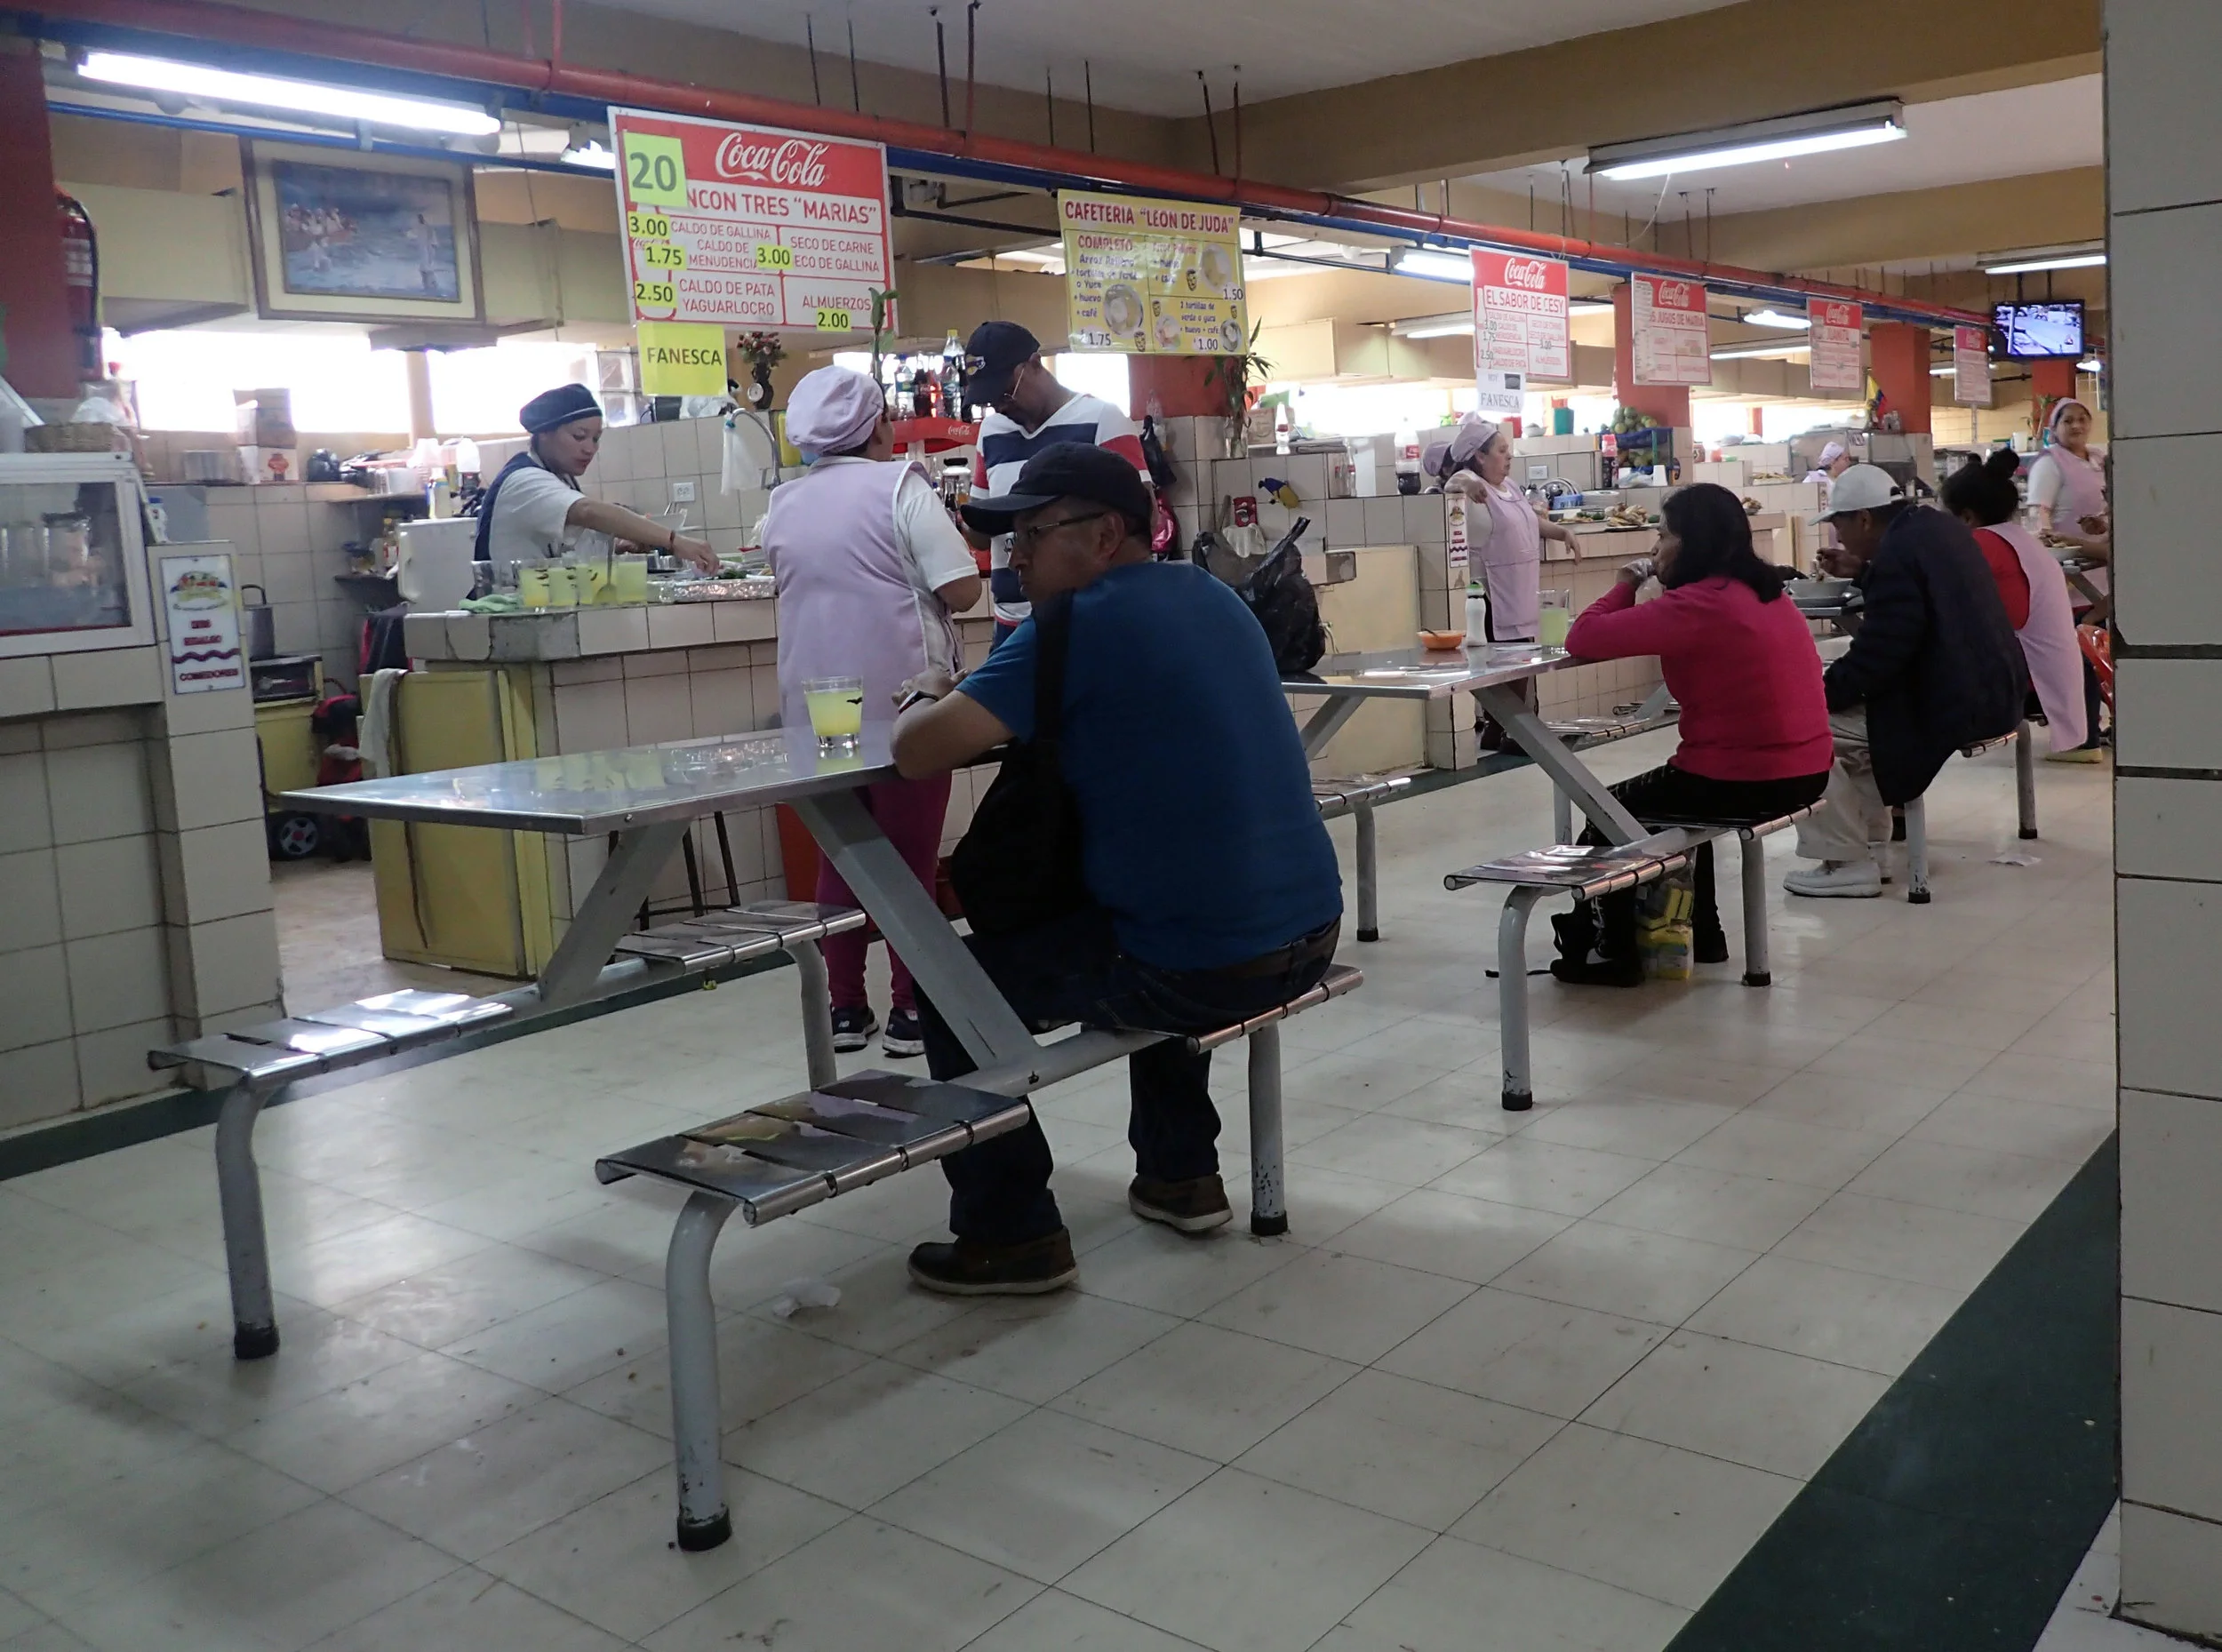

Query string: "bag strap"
[[1032, 590, 1075, 746]]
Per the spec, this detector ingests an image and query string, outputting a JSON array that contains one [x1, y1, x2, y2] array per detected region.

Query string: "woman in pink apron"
[[763, 368, 983, 1056], [1431, 413, 1578, 746], [2026, 397, 2108, 756], [1944, 451, 2088, 753]]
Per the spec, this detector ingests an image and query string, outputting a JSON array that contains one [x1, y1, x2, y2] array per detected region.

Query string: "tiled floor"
[[271, 858, 511, 1015], [0, 731, 2117, 1650], [2035, 1506, 2195, 1649]]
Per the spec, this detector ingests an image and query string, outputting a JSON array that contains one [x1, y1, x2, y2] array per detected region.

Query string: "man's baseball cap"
[[961, 443, 1151, 539], [961, 322, 1039, 403], [1813, 463, 1906, 523]]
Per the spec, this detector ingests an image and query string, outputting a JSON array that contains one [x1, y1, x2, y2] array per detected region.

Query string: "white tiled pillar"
[[2107, 0, 2222, 1637]]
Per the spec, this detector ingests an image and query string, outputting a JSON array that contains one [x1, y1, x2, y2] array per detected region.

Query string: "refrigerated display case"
[[0, 452, 156, 658]]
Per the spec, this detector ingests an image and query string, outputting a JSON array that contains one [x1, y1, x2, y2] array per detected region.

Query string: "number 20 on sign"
[[623, 133, 688, 208]]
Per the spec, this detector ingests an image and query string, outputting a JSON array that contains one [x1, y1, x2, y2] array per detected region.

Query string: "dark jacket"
[[1825, 506, 2028, 806]]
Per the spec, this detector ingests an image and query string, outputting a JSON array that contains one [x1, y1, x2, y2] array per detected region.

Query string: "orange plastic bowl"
[[1419, 630, 1467, 650]]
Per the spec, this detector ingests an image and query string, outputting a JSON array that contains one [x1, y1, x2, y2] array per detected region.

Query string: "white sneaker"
[[1784, 858, 1885, 899]]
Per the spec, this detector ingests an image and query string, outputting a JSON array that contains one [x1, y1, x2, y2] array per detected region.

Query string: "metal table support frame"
[[1298, 697, 1381, 944], [1899, 720, 2036, 906], [1474, 682, 1645, 845]]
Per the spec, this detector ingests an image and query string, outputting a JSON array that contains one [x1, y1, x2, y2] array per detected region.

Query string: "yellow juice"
[[804, 682, 865, 744], [612, 555, 649, 604], [1539, 606, 1571, 647], [518, 565, 551, 608]]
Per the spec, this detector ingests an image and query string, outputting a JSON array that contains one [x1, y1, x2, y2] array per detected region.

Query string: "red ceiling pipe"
[[26, 0, 1990, 328]]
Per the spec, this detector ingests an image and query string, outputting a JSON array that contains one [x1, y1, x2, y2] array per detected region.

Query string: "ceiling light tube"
[[1978, 247, 2107, 275], [1589, 100, 1905, 181], [1390, 313, 1475, 339], [79, 51, 500, 136], [1393, 249, 1475, 283], [1710, 343, 1811, 362], [1741, 308, 1811, 331]]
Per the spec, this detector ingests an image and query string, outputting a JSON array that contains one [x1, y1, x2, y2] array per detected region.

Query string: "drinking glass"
[[803, 675, 865, 752], [1538, 589, 1573, 648]]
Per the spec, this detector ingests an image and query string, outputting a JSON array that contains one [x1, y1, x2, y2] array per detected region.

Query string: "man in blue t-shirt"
[[891, 443, 1343, 1296]]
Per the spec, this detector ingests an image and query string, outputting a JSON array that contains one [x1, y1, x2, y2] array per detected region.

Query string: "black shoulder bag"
[[947, 592, 1090, 937], [1237, 516, 1327, 674]]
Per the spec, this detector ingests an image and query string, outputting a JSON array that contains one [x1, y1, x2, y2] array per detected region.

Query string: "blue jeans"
[[918, 906, 1336, 1243]]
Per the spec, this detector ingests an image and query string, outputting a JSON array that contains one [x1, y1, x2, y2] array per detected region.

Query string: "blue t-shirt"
[[958, 561, 1342, 970]]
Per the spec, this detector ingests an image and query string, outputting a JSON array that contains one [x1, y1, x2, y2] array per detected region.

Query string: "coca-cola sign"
[[715, 134, 830, 188], [1654, 279, 1697, 309], [1501, 257, 1553, 291]]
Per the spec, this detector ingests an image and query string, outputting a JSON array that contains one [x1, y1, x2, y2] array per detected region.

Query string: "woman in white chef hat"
[[1429, 412, 1578, 747]]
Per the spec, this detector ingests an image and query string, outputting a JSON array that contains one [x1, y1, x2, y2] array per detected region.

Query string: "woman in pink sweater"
[[1554, 483, 1833, 986]]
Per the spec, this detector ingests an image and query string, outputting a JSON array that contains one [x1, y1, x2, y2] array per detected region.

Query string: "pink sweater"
[[1565, 576, 1833, 781]]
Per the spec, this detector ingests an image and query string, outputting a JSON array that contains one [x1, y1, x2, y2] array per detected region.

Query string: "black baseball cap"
[[961, 443, 1152, 539], [961, 321, 1040, 403]]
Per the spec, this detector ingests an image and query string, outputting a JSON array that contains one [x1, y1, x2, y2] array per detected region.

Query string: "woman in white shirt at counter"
[[473, 384, 719, 574], [2025, 396, 2109, 756], [763, 366, 982, 1058], [1429, 412, 1578, 748]]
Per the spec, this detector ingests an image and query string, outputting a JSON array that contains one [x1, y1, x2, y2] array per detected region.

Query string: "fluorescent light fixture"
[[1979, 245, 2106, 275], [1710, 343, 1810, 362], [1742, 308, 1811, 331], [79, 50, 500, 136], [1390, 313, 1475, 340], [1930, 365, 1956, 377], [1567, 299, 1616, 316], [562, 140, 616, 169], [2077, 358, 2104, 373], [1589, 100, 1904, 181], [1393, 249, 1475, 283]]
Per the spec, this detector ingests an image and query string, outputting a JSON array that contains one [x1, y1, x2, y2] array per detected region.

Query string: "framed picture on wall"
[[241, 140, 484, 324]]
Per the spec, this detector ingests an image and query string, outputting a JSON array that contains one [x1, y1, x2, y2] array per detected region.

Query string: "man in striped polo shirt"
[[963, 322, 1152, 642]]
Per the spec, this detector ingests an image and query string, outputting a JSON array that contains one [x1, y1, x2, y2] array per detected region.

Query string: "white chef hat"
[[1425, 412, 1501, 479], [784, 366, 886, 462], [1818, 440, 1847, 465]]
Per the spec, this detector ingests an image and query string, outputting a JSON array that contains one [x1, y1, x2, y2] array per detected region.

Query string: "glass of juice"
[[611, 554, 650, 604], [518, 565, 551, 609], [803, 675, 866, 752], [1538, 589, 1573, 648]]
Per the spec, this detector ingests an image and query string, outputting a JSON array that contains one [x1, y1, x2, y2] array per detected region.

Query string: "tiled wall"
[[578, 417, 771, 563], [2106, 0, 2222, 1637], [196, 485, 394, 693]]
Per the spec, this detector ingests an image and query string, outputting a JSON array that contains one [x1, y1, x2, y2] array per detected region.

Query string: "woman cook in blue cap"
[[476, 384, 719, 573]]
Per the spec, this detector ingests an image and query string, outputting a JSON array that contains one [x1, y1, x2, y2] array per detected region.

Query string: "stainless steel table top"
[[276, 724, 902, 834], [1283, 643, 1571, 700]]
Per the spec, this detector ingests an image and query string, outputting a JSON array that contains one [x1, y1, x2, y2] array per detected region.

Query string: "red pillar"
[[1611, 285, 1691, 427], [1126, 355, 1219, 419], [0, 43, 78, 400], [2028, 356, 2078, 429], [1866, 322, 1933, 435]]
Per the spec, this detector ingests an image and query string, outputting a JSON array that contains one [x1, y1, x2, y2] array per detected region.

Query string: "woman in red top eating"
[[1554, 483, 1833, 986]]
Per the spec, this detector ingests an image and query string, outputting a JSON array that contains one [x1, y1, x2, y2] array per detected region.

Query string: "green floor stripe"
[[1669, 1136, 2120, 1652]]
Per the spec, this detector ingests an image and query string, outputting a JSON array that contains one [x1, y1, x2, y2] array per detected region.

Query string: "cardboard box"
[[237, 445, 294, 484], [233, 389, 296, 450]]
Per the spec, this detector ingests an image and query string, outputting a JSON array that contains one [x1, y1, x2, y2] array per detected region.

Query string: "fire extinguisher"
[[57, 192, 100, 383]]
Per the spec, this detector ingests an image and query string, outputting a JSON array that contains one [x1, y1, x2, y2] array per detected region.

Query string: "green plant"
[[1203, 322, 1274, 423]]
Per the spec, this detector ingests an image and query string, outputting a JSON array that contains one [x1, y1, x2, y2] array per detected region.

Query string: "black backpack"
[[1236, 516, 1326, 674]]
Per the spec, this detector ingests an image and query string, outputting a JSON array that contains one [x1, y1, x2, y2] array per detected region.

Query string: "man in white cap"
[[760, 366, 981, 1057], [1784, 465, 2026, 898]]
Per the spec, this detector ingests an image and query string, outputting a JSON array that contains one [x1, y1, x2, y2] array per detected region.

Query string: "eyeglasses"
[[1011, 511, 1108, 551]]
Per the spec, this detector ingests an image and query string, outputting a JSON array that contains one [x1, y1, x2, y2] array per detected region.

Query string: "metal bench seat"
[[616, 961, 1364, 1555], [1899, 720, 2039, 904], [611, 899, 867, 971], [1313, 774, 1411, 944], [1447, 808, 1823, 1112], [149, 989, 515, 1092]]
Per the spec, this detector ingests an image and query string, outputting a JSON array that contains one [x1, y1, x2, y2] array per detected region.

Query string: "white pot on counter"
[[394, 517, 478, 611]]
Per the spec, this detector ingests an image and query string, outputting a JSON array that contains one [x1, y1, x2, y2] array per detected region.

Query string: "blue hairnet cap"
[[520, 383, 602, 434]]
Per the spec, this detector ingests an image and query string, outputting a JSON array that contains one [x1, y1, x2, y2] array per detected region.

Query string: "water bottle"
[[1464, 581, 1491, 646]]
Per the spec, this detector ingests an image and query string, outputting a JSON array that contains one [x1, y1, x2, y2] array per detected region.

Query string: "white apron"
[[2041, 444, 2109, 601], [1982, 522, 2088, 753], [1472, 477, 1542, 642]]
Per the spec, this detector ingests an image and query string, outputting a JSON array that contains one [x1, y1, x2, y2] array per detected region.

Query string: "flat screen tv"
[[1994, 301, 2085, 360]]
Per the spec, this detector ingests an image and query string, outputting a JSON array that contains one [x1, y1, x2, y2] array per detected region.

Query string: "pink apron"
[[2042, 444, 2109, 600], [763, 459, 956, 734], [1982, 522, 2088, 753], [1476, 478, 1542, 641]]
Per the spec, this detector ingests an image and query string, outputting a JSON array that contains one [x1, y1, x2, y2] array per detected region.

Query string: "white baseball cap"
[[1812, 463, 1905, 523]]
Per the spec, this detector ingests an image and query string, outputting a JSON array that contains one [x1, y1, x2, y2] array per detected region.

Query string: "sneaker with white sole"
[[829, 1006, 877, 1053], [880, 1008, 925, 1057], [1784, 858, 1885, 899], [2046, 746, 2106, 764]]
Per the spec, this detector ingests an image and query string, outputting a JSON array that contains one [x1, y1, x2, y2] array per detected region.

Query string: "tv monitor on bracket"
[[1993, 301, 2085, 360]]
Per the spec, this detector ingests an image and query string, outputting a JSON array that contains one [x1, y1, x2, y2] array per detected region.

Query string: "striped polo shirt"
[[971, 393, 1149, 627]]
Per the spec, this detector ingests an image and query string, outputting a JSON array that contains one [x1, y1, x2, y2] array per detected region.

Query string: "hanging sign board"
[[608, 108, 891, 334], [161, 553, 245, 696], [1954, 325, 1994, 407], [1807, 299, 1865, 394], [635, 321, 728, 395], [1057, 191, 1247, 355], [1475, 371, 1525, 418], [1631, 274, 1711, 387], [1471, 251, 1571, 383]]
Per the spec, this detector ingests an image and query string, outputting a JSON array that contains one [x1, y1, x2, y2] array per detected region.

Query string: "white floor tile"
[[335, 1246, 604, 1351], [1376, 1288, 1671, 1419], [959, 1589, 1212, 1650], [1842, 1137, 2082, 1223], [886, 1291, 1179, 1405], [1062, 1467, 1433, 1652], [561, 1314, 873, 1439], [306, 1568, 628, 1651], [440, 1276, 673, 1394], [1773, 1191, 2029, 1291], [1670, 1113, 1899, 1190], [1052, 1321, 1357, 1462], [1682, 1253, 1966, 1374], [1320, 1534, 1689, 1651], [1329, 1189, 1571, 1286], [1491, 1220, 1759, 1327], [1589, 1162, 1833, 1252], [1200, 1250, 1475, 1364], [1427, 1136, 1659, 1218], [1074, 1225, 1302, 1319]]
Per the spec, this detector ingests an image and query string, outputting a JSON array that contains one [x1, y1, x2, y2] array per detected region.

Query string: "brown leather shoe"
[[1129, 1174, 1233, 1234], [907, 1230, 1077, 1297]]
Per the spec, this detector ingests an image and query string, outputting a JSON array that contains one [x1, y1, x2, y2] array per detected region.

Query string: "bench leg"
[[1247, 1026, 1289, 1237], [2015, 722, 2039, 840], [1904, 795, 1931, 905], [213, 1081, 278, 1361], [1553, 786, 1574, 847], [1353, 804, 1380, 944], [787, 938, 838, 1090], [666, 1190, 738, 1552], [1498, 889, 1542, 1112], [1738, 833, 1772, 988]]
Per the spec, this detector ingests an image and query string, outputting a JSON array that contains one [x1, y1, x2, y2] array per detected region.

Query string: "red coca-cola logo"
[[1654, 279, 1695, 308], [715, 134, 830, 188], [1501, 258, 1552, 291]]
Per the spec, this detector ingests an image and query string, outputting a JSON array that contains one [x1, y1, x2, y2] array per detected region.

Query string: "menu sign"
[[1058, 191, 1247, 355], [1471, 251, 1571, 382], [1631, 274, 1711, 387], [1808, 299, 1864, 394], [608, 108, 891, 333], [1954, 324, 1994, 407], [161, 553, 245, 696]]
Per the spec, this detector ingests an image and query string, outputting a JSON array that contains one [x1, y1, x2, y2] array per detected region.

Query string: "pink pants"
[[813, 773, 953, 1014]]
